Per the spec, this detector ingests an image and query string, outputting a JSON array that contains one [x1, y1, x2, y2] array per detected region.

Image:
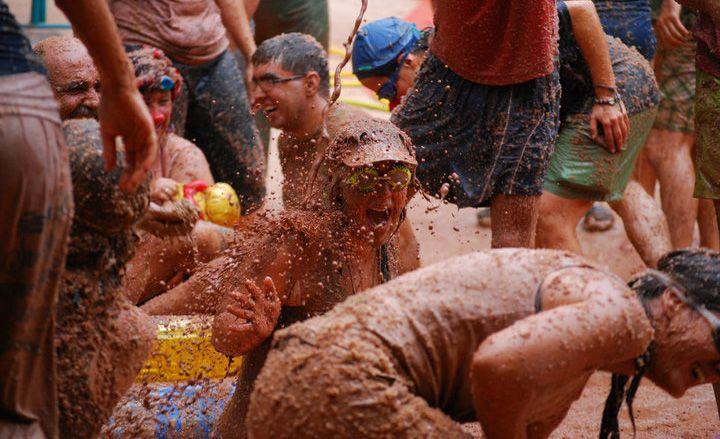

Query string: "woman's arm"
[[471, 278, 653, 438], [565, 0, 630, 153], [141, 254, 233, 315]]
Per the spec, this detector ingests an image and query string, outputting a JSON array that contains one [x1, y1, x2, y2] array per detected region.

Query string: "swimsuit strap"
[[534, 263, 597, 313]]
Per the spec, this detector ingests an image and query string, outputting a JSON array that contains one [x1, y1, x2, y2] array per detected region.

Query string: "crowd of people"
[[3, 0, 720, 438]]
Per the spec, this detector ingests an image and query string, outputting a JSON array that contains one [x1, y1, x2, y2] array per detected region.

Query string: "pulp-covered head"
[[127, 46, 183, 139], [602, 249, 720, 437], [352, 17, 431, 102], [630, 249, 720, 396], [321, 118, 417, 246], [34, 36, 100, 120]]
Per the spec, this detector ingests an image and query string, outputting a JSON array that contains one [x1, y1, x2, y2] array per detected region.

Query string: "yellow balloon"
[[202, 183, 240, 227]]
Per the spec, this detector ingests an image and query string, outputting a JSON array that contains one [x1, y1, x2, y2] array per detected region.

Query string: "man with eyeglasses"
[[34, 36, 101, 121], [249, 32, 421, 272]]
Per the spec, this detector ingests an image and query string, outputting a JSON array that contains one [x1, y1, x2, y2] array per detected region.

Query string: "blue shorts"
[[392, 53, 560, 208]]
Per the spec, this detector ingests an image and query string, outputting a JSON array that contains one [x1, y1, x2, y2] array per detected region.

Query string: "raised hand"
[[100, 84, 158, 192], [226, 277, 281, 341]]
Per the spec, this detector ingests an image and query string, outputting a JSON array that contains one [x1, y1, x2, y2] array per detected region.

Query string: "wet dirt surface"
[[8, 0, 720, 436], [463, 373, 720, 438]]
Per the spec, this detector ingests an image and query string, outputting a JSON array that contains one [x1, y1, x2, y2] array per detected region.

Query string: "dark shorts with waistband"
[[392, 52, 561, 208]]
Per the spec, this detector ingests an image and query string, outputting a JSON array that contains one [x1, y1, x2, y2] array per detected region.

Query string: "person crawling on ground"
[[56, 118, 155, 438], [140, 118, 417, 438], [33, 36, 100, 120], [250, 32, 421, 272], [121, 46, 237, 305], [246, 248, 720, 438]]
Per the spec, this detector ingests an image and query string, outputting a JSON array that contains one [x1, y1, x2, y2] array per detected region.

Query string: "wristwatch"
[[595, 95, 619, 106]]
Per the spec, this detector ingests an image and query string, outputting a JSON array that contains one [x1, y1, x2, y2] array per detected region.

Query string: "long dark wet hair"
[[600, 249, 720, 438]]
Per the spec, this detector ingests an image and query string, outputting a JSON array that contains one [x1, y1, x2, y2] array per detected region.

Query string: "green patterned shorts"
[[545, 108, 657, 201], [654, 40, 696, 133], [694, 70, 720, 199]]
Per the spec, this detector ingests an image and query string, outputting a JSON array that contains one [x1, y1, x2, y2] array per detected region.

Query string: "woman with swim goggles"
[[473, 248, 720, 438]]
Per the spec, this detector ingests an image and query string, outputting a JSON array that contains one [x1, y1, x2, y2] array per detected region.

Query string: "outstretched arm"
[[565, 0, 630, 153], [471, 276, 653, 439], [55, 0, 157, 192], [215, 0, 257, 61]]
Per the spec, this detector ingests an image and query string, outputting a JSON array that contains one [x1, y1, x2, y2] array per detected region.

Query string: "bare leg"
[[536, 191, 591, 255], [490, 194, 540, 248], [633, 146, 658, 195], [644, 129, 698, 248], [609, 181, 672, 267], [699, 199, 720, 249]]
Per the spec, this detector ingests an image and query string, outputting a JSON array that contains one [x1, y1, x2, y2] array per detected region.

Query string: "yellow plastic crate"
[[138, 315, 242, 383]]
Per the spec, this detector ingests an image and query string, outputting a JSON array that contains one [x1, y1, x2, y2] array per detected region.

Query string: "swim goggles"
[[377, 50, 411, 101], [346, 165, 412, 193]]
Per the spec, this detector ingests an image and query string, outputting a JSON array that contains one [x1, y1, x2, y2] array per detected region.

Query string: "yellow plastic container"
[[138, 315, 242, 383]]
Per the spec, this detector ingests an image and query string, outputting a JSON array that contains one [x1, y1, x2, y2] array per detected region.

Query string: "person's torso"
[[558, 2, 659, 119], [108, 0, 228, 65], [283, 249, 591, 421], [279, 231, 399, 328], [0, 1, 45, 76], [430, 0, 558, 85], [150, 133, 214, 183]]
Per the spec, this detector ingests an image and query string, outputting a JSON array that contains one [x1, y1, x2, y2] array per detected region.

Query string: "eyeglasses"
[[252, 74, 306, 91], [648, 269, 720, 354], [377, 50, 411, 101], [346, 165, 412, 193]]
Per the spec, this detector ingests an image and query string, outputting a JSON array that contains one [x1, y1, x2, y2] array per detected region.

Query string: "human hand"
[[590, 101, 630, 154], [138, 200, 198, 236], [656, 0, 689, 49], [151, 177, 179, 204], [99, 83, 158, 192], [226, 277, 281, 340]]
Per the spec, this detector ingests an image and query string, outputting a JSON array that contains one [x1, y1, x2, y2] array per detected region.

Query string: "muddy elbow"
[[471, 344, 519, 387]]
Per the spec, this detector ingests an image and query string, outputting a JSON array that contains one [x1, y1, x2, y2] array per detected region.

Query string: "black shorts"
[[392, 53, 560, 208]]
